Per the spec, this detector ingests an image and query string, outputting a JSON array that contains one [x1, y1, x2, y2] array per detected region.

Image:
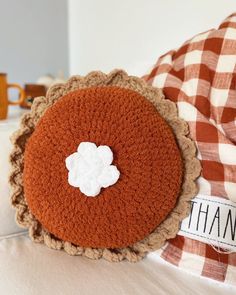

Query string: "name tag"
[[179, 194, 236, 251]]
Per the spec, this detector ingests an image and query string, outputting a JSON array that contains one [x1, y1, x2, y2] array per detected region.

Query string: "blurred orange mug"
[[0, 73, 25, 119]]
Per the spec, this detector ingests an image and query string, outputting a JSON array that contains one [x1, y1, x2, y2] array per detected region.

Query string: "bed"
[[0, 107, 235, 295]]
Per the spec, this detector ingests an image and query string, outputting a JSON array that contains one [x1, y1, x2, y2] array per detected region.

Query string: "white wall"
[[0, 0, 68, 85], [69, 0, 236, 76]]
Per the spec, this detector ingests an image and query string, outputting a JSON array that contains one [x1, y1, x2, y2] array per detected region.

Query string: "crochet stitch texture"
[[23, 86, 183, 249], [10, 70, 201, 262], [65, 142, 120, 197]]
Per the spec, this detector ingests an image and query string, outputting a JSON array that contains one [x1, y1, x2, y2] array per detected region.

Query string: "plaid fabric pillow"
[[144, 13, 236, 284]]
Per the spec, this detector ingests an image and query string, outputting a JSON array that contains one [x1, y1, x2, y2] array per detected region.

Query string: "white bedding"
[[1, 234, 235, 295], [0, 107, 235, 295]]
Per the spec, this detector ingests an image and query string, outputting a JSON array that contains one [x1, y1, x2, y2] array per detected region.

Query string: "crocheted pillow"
[[10, 70, 200, 262]]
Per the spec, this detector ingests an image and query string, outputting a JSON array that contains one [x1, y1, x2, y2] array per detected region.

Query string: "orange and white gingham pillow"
[[144, 13, 236, 284]]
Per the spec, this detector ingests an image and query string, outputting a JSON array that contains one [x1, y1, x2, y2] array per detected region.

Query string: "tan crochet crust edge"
[[9, 70, 201, 262]]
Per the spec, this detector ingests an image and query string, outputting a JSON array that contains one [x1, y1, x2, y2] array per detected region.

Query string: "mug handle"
[[7, 83, 25, 105]]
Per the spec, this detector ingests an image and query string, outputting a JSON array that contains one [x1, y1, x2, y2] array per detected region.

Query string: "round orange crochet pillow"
[[10, 70, 200, 262], [23, 86, 183, 249]]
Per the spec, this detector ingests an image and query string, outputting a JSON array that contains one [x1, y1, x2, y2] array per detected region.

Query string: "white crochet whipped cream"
[[65, 142, 120, 197]]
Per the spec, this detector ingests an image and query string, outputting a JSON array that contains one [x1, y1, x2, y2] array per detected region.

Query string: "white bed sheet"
[[0, 234, 235, 295]]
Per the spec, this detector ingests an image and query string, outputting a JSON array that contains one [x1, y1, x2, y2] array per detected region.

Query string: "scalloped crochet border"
[[9, 69, 201, 262]]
